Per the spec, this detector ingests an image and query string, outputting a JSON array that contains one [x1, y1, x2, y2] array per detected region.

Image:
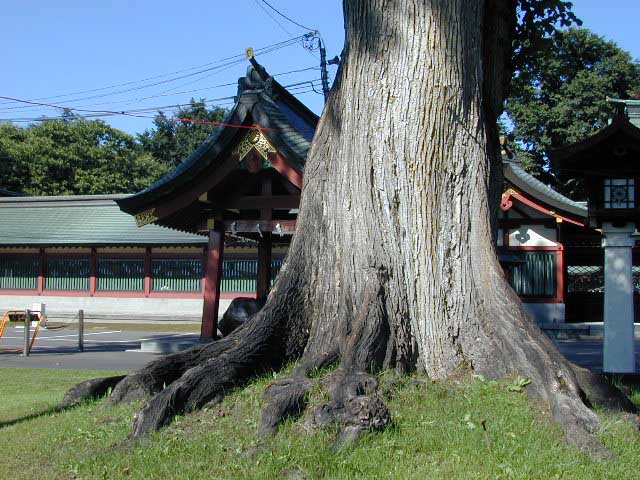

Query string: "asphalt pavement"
[[0, 325, 198, 371], [2, 324, 640, 373]]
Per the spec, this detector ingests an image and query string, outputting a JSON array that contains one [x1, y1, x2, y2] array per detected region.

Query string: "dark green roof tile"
[[0, 195, 206, 245]]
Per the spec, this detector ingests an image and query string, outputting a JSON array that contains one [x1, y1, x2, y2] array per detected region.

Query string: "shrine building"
[[1, 59, 639, 354]]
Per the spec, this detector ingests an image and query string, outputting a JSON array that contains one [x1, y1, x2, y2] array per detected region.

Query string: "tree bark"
[[64, 0, 635, 454]]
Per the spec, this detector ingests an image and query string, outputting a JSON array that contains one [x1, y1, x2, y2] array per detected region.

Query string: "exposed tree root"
[[570, 365, 638, 414], [259, 377, 313, 436], [462, 274, 632, 457], [305, 369, 390, 449], [61, 375, 126, 408]]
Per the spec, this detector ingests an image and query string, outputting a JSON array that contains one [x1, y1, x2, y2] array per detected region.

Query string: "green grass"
[[1, 367, 640, 479]]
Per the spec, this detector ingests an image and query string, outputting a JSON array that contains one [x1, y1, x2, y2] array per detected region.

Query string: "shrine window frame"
[[603, 178, 635, 209]]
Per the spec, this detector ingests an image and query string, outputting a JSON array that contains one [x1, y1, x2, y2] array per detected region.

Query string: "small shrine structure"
[[117, 57, 316, 338], [554, 99, 640, 373]]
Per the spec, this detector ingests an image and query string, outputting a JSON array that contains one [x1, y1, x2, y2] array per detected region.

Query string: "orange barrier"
[[0, 310, 46, 353]]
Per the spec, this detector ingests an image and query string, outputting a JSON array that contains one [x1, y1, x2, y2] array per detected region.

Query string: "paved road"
[[554, 338, 640, 373], [2, 324, 640, 373], [0, 325, 198, 371]]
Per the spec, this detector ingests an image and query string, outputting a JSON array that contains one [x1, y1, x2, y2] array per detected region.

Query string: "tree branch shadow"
[[0, 403, 78, 430]]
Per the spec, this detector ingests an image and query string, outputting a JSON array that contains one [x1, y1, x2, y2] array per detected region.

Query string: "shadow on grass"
[[0, 403, 78, 430]]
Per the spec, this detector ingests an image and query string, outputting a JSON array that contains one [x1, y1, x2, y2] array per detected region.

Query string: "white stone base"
[[0, 294, 234, 323]]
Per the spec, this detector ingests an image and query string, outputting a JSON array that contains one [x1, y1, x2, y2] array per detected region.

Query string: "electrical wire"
[[253, 0, 293, 37], [0, 79, 324, 123], [256, 0, 315, 32], [0, 66, 320, 115], [0, 34, 310, 109]]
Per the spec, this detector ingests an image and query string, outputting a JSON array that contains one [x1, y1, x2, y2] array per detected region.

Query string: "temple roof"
[[503, 158, 587, 218], [117, 62, 318, 217], [0, 195, 206, 246], [552, 113, 640, 168]]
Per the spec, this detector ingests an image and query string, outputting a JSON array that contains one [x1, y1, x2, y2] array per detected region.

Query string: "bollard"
[[78, 309, 84, 352], [23, 309, 30, 357]]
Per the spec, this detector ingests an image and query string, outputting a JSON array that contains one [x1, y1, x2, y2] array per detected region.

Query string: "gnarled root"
[[61, 375, 126, 407], [259, 377, 313, 436], [306, 369, 390, 449]]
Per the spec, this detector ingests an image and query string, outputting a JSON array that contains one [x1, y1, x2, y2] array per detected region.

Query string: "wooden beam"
[[201, 222, 225, 339], [152, 155, 240, 225], [260, 175, 273, 221], [221, 220, 297, 235], [219, 195, 300, 210], [267, 152, 303, 189]]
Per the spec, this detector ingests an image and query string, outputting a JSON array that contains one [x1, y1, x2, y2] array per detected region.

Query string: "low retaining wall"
[[0, 294, 234, 323]]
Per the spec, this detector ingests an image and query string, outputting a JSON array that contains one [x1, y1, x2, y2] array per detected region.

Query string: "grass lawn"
[[1, 367, 640, 479]]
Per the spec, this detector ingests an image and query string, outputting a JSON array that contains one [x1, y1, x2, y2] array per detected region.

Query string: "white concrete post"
[[602, 222, 636, 373]]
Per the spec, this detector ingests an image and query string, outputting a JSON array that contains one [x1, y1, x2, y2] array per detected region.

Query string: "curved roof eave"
[[503, 160, 587, 218], [117, 101, 249, 215], [553, 115, 640, 164]]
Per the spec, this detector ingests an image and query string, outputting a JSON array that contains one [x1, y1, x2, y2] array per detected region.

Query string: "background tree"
[[506, 27, 640, 194], [0, 124, 31, 193], [0, 119, 168, 195], [138, 99, 227, 167], [67, 0, 635, 456]]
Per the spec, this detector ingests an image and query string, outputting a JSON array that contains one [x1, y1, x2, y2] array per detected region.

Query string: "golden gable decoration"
[[233, 130, 276, 161]]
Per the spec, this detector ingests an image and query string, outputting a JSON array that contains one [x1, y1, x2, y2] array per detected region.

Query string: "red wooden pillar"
[[256, 233, 272, 300], [37, 248, 45, 294], [257, 174, 273, 300], [144, 247, 151, 297], [89, 248, 97, 296], [201, 221, 225, 339]]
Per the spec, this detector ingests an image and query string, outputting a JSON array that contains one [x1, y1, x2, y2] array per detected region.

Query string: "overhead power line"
[[0, 79, 324, 123], [0, 68, 321, 115], [0, 34, 311, 108], [256, 0, 315, 32]]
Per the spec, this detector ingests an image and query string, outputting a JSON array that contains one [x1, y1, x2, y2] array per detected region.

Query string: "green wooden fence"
[[0, 255, 286, 294], [220, 258, 284, 293], [97, 258, 144, 291], [152, 258, 202, 292], [45, 258, 90, 291], [0, 255, 38, 290]]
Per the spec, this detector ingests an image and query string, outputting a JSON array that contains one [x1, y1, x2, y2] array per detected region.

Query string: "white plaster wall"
[[0, 294, 233, 322], [508, 225, 557, 247], [522, 302, 565, 324]]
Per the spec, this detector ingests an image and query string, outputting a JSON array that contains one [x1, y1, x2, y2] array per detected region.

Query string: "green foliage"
[[512, 1, 581, 77], [506, 27, 640, 193], [507, 376, 532, 393], [0, 119, 169, 196], [137, 99, 227, 168]]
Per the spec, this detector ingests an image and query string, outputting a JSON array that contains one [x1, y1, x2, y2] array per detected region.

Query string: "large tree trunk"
[[66, 0, 635, 453]]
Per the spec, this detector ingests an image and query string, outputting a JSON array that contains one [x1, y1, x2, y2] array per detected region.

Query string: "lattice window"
[[567, 266, 604, 293], [604, 178, 635, 209]]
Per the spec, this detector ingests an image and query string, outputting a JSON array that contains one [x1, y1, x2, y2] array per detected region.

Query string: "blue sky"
[[3, 1, 639, 135]]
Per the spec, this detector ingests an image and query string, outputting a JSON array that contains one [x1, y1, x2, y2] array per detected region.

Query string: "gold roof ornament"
[[233, 129, 276, 162], [135, 207, 158, 227]]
